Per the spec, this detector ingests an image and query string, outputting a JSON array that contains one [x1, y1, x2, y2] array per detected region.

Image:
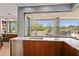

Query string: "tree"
[[31, 22, 39, 30], [31, 22, 39, 36], [38, 24, 47, 31]]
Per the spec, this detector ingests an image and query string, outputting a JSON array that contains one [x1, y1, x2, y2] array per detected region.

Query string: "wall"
[[0, 3, 26, 21]]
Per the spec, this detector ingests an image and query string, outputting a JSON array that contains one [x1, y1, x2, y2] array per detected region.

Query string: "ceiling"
[[23, 3, 75, 13], [0, 3, 78, 19]]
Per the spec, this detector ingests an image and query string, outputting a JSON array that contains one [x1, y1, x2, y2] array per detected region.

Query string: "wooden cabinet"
[[23, 41, 47, 56], [63, 42, 69, 56], [2, 34, 17, 42], [23, 41, 34, 56], [9, 39, 79, 56], [47, 41, 56, 56], [63, 42, 79, 56], [74, 48, 79, 56], [56, 41, 63, 56], [69, 46, 75, 56], [34, 41, 49, 56], [23, 40, 63, 56]]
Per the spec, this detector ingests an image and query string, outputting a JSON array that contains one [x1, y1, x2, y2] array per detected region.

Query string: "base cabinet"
[[56, 41, 63, 56], [11, 40, 79, 56], [23, 40, 63, 56], [63, 42, 79, 56], [74, 49, 79, 56], [63, 42, 70, 56]]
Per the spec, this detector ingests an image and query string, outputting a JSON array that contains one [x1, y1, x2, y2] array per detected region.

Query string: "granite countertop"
[[10, 37, 79, 51]]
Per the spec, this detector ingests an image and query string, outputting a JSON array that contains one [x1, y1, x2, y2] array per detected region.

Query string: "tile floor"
[[0, 42, 10, 56]]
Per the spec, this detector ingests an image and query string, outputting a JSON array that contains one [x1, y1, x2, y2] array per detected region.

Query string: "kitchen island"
[[10, 37, 79, 56]]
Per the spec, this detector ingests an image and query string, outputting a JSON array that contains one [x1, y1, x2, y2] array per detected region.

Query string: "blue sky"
[[33, 19, 79, 26], [60, 20, 79, 26], [34, 20, 53, 26]]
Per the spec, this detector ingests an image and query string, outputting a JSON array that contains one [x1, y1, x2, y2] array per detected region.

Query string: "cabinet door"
[[63, 42, 69, 56], [40, 41, 62, 56], [56, 41, 63, 56], [40, 41, 50, 56], [32, 41, 41, 56], [63, 42, 79, 56], [74, 48, 79, 56], [69, 46, 75, 56], [48, 41, 56, 56], [23, 40, 28, 56], [23, 40, 34, 56]]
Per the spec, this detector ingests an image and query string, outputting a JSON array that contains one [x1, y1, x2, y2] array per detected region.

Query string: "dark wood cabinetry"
[[63, 42, 69, 56], [56, 41, 63, 56], [63, 42, 79, 56], [69, 46, 75, 56], [2, 34, 18, 42], [74, 48, 79, 56], [23, 40, 79, 56], [23, 41, 34, 56], [23, 40, 63, 56]]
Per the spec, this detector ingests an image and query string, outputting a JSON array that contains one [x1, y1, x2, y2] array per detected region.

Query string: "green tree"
[[31, 22, 39, 30]]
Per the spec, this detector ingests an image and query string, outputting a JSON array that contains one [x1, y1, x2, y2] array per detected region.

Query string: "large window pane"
[[60, 19, 79, 38], [9, 21, 17, 33], [30, 19, 54, 36]]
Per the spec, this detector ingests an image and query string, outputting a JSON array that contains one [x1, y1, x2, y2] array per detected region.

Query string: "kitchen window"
[[8, 21, 17, 33], [25, 18, 54, 37], [60, 19, 79, 38]]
